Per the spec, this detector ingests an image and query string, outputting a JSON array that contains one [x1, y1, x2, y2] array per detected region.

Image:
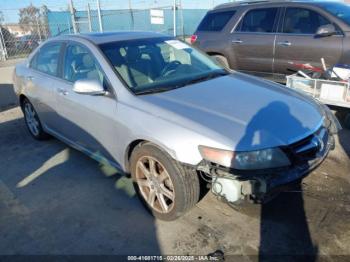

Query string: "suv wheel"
[[130, 143, 200, 221], [22, 98, 50, 140]]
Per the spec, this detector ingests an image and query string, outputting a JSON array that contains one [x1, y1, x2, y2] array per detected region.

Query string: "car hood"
[[139, 72, 324, 151]]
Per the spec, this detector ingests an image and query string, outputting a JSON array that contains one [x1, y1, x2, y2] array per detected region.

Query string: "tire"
[[130, 143, 200, 221], [212, 55, 230, 69], [22, 98, 50, 140]]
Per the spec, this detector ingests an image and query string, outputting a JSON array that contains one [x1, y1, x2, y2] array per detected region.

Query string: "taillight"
[[190, 35, 198, 45]]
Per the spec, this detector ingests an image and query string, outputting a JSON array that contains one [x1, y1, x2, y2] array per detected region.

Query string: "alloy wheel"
[[24, 102, 40, 136], [135, 156, 175, 213]]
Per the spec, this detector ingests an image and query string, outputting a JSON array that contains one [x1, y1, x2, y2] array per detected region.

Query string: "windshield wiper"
[[184, 70, 228, 86], [135, 85, 182, 95], [135, 70, 229, 95]]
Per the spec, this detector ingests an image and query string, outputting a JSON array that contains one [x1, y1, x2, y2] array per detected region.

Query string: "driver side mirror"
[[315, 24, 337, 38], [73, 79, 106, 96]]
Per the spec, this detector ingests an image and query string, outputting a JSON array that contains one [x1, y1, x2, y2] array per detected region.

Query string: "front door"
[[230, 7, 280, 75], [274, 7, 343, 75], [52, 42, 120, 164]]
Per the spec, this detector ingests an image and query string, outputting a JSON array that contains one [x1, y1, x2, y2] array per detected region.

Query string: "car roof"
[[213, 0, 345, 10], [53, 31, 168, 45]]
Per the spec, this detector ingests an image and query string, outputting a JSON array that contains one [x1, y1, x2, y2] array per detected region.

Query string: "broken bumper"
[[208, 125, 336, 204]]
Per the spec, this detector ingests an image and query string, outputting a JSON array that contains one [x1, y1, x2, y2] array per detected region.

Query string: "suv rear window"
[[198, 10, 236, 32], [237, 8, 278, 33]]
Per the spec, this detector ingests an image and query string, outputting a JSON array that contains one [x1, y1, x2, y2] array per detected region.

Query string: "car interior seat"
[[125, 46, 155, 87]]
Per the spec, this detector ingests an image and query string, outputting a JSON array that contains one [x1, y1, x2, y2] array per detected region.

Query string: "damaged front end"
[[197, 107, 341, 205]]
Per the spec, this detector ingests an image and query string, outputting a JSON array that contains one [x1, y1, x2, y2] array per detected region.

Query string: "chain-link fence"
[[0, 0, 234, 62]]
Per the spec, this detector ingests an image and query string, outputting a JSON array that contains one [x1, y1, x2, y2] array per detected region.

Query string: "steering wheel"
[[161, 61, 181, 77]]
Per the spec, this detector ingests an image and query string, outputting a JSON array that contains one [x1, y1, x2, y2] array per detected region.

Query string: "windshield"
[[318, 2, 350, 26], [99, 37, 227, 95]]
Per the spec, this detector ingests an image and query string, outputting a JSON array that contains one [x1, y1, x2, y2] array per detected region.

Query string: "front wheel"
[[130, 143, 200, 221]]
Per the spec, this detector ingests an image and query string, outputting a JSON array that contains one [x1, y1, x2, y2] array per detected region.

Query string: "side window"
[[283, 8, 331, 34], [31, 43, 61, 76], [198, 10, 236, 32], [238, 8, 278, 33], [63, 44, 106, 87]]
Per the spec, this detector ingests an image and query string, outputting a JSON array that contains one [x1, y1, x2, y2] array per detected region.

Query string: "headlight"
[[198, 146, 291, 170]]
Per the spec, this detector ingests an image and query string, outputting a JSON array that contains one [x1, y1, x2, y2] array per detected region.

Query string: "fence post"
[[97, 0, 103, 33], [0, 28, 7, 61], [69, 0, 77, 34], [36, 16, 42, 42], [128, 0, 134, 31], [173, 0, 176, 37], [87, 4, 92, 32]]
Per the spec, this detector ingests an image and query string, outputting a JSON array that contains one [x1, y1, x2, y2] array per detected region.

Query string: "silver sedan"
[[13, 32, 340, 220]]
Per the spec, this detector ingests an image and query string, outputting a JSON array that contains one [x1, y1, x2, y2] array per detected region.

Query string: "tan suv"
[[192, 0, 350, 82]]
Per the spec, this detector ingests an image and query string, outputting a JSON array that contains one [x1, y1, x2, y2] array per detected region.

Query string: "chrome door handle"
[[277, 41, 292, 47], [232, 39, 243, 44]]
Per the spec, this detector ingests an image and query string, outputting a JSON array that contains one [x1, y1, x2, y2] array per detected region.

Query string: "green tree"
[[18, 4, 51, 41], [18, 4, 40, 34]]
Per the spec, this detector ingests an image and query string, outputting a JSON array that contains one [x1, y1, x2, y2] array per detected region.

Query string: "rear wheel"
[[130, 143, 200, 221], [212, 55, 230, 69], [22, 98, 50, 140]]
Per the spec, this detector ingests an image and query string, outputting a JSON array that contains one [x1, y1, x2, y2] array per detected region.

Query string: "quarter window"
[[63, 44, 106, 87], [238, 8, 278, 33], [198, 11, 236, 32], [283, 8, 331, 34], [31, 43, 61, 76]]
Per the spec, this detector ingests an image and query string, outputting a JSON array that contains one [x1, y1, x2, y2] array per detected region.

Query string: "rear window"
[[198, 10, 236, 32], [31, 43, 62, 77], [237, 8, 278, 33]]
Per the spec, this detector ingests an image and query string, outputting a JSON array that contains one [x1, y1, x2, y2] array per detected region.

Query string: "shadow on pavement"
[[338, 129, 350, 160], [0, 116, 161, 255], [259, 187, 317, 262], [0, 84, 18, 112]]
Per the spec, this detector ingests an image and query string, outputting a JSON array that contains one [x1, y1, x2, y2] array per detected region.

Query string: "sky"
[[0, 0, 344, 23]]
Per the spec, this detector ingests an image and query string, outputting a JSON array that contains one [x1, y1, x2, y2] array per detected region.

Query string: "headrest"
[[82, 54, 94, 68], [126, 46, 141, 62]]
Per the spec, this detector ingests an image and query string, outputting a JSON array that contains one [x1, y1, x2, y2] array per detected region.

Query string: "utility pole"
[[179, 0, 184, 38], [173, 0, 176, 37], [69, 0, 77, 34], [87, 4, 92, 32], [128, 0, 135, 30], [97, 0, 103, 32]]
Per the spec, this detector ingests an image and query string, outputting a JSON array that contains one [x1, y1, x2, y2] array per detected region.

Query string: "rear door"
[[274, 6, 343, 75], [230, 7, 280, 74], [25, 42, 64, 130]]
